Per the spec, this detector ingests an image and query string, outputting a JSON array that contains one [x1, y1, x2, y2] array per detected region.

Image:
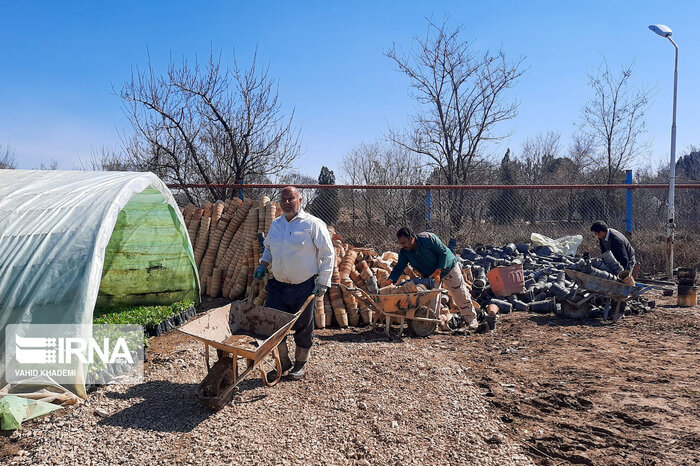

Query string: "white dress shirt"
[[261, 209, 335, 287]]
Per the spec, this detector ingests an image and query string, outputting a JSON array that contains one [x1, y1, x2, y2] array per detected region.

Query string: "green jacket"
[[388, 232, 457, 283]]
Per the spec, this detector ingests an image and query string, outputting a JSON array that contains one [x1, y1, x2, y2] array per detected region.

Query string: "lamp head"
[[649, 24, 672, 38]]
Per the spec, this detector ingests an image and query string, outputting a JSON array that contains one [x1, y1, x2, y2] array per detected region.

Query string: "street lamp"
[[649, 23, 678, 279]]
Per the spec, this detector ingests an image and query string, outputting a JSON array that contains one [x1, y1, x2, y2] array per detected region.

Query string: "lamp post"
[[649, 24, 678, 279]]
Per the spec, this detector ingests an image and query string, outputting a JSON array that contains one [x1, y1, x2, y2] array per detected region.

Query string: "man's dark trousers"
[[265, 276, 316, 349]]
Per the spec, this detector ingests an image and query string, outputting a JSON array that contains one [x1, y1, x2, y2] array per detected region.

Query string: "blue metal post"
[[238, 180, 244, 200], [625, 169, 633, 234], [425, 189, 431, 231]]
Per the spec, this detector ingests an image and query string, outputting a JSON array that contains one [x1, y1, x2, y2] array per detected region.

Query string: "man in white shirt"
[[255, 186, 335, 381]]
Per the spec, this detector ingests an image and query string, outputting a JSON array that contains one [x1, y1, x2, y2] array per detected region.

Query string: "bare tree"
[[386, 19, 525, 186], [341, 141, 427, 186], [568, 132, 596, 177], [520, 131, 562, 185], [35, 159, 59, 170], [0, 142, 16, 169], [75, 146, 133, 171], [119, 48, 301, 204], [579, 61, 651, 184], [341, 141, 428, 226]]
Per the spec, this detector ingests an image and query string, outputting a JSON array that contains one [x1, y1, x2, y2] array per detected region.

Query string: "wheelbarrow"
[[565, 270, 654, 323], [178, 293, 314, 410], [338, 283, 443, 338]]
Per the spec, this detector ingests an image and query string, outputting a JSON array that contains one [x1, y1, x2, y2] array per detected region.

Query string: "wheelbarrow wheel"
[[409, 306, 438, 337], [201, 357, 236, 410]]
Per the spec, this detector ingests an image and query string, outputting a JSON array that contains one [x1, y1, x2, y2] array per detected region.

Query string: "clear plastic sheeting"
[[0, 395, 62, 430], [0, 170, 199, 397], [530, 233, 584, 256]]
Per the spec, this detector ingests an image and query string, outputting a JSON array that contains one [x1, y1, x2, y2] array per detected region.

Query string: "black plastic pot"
[[111, 363, 123, 377], [587, 267, 617, 281], [550, 282, 571, 300], [601, 251, 623, 276], [503, 243, 517, 255], [515, 243, 530, 254], [555, 271, 566, 285], [591, 258, 611, 273], [508, 297, 530, 312], [490, 299, 513, 314], [677, 268, 697, 286], [162, 318, 175, 333], [490, 249, 506, 260], [486, 314, 497, 331], [482, 256, 498, 271], [145, 324, 162, 337], [462, 248, 479, 261], [472, 266, 487, 288], [530, 299, 557, 314], [517, 289, 535, 303]]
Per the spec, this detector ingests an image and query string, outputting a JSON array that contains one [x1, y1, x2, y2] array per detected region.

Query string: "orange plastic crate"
[[486, 264, 525, 297]]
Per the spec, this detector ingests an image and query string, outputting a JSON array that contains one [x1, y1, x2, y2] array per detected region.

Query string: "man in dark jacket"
[[590, 221, 637, 272]]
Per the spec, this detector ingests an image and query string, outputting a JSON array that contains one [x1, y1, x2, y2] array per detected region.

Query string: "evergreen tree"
[[309, 166, 339, 225], [488, 149, 526, 223]]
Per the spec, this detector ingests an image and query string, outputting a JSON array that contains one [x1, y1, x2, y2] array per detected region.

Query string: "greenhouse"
[[0, 170, 200, 396]]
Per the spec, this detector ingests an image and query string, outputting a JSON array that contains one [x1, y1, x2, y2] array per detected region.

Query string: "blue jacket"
[[388, 232, 457, 283]]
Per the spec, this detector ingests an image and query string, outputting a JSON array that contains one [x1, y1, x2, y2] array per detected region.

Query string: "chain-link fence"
[[169, 183, 700, 272]]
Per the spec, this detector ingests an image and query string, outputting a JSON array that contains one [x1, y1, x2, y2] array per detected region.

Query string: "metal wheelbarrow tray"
[[178, 295, 313, 410], [565, 269, 654, 322]]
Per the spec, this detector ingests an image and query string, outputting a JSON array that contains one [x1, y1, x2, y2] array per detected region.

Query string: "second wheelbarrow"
[[178, 294, 314, 410], [338, 283, 443, 337], [565, 269, 654, 322]]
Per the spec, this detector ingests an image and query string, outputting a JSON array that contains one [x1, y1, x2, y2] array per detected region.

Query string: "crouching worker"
[[590, 221, 637, 273], [254, 186, 335, 381], [387, 227, 478, 330]]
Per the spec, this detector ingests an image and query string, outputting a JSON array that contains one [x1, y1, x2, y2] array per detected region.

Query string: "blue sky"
[[0, 1, 697, 179]]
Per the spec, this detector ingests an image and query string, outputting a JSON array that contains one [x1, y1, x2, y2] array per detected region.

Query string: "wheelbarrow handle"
[[334, 283, 381, 314], [292, 294, 317, 320], [247, 277, 261, 306]]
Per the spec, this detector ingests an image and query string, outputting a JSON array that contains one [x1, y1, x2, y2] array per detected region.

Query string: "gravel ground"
[[5, 290, 695, 465], [3, 321, 533, 465]]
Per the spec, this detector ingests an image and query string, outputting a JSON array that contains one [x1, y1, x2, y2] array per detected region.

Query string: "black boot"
[[266, 340, 292, 383], [287, 347, 309, 381]]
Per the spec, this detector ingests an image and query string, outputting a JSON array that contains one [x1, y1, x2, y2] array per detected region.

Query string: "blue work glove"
[[313, 285, 328, 297], [254, 264, 267, 279]]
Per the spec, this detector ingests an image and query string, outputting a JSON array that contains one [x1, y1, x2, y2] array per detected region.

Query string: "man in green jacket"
[[387, 227, 478, 330]]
